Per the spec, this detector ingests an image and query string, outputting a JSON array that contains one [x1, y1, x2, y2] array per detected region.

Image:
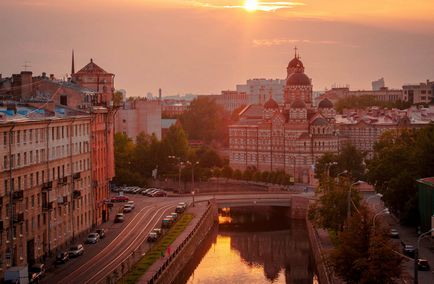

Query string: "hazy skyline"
[[1, 0, 434, 96]]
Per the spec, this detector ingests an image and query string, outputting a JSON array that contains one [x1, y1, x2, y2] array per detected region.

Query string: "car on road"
[[115, 213, 125, 223], [123, 204, 133, 213], [55, 251, 69, 264], [162, 218, 172, 228], [147, 232, 159, 242], [145, 189, 160, 196], [151, 190, 167, 197], [170, 213, 178, 222], [28, 263, 46, 283], [403, 244, 416, 258], [96, 229, 105, 239], [389, 228, 400, 239], [178, 202, 187, 209], [153, 228, 162, 237], [85, 233, 100, 244], [69, 244, 84, 257], [127, 201, 135, 209], [111, 196, 129, 202], [417, 259, 430, 271], [175, 205, 185, 213]]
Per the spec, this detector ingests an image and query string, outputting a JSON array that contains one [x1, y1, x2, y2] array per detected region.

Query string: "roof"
[[287, 71, 311, 86], [239, 104, 264, 119], [264, 97, 279, 109], [291, 98, 306, 109], [287, 56, 304, 69], [318, 98, 334, 109], [311, 117, 328, 126], [161, 118, 177, 129], [417, 177, 434, 187], [74, 59, 113, 75]]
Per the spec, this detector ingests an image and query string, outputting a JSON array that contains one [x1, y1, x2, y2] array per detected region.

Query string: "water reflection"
[[180, 206, 317, 284]]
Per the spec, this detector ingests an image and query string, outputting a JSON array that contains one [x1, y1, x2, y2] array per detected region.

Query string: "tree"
[[309, 178, 361, 232], [367, 124, 434, 224], [330, 206, 403, 283], [179, 97, 230, 146], [335, 95, 411, 114]]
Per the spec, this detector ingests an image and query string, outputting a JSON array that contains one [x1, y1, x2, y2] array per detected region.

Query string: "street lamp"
[[187, 161, 199, 193], [372, 208, 390, 230], [169, 156, 185, 193], [347, 181, 359, 219], [365, 193, 383, 211], [414, 228, 434, 284], [192, 190, 195, 207]]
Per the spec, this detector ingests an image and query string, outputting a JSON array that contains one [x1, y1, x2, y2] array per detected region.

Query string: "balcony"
[[42, 181, 53, 191], [73, 173, 81, 180], [13, 190, 24, 201], [57, 196, 68, 205], [13, 213, 24, 224], [42, 201, 54, 211], [58, 176, 68, 186], [73, 190, 81, 199]]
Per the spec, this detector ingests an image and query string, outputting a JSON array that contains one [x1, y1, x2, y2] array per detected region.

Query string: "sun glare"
[[244, 0, 259, 12]]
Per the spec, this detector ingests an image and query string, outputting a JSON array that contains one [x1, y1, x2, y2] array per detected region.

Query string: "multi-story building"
[[229, 53, 340, 184], [115, 98, 162, 141], [403, 80, 434, 104], [161, 99, 189, 117], [236, 78, 286, 104], [0, 107, 92, 271], [315, 87, 403, 106], [0, 57, 116, 274], [212, 91, 248, 112]]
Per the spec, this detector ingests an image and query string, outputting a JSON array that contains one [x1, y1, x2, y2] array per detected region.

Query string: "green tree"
[[309, 178, 361, 231], [180, 97, 230, 146], [335, 95, 411, 114], [367, 124, 434, 224], [330, 206, 403, 283]]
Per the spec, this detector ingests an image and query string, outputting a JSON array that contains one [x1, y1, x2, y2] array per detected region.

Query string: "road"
[[41, 191, 311, 284], [42, 195, 190, 284]]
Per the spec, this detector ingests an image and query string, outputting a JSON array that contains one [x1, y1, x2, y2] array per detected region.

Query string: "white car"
[[127, 201, 135, 209], [123, 204, 133, 213], [85, 233, 100, 244], [69, 244, 84, 257]]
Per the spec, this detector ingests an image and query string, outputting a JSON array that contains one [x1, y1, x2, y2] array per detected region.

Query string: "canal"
[[177, 206, 318, 284]]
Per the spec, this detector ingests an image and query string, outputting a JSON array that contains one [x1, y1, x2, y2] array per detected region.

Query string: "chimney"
[[159, 88, 162, 101], [20, 71, 33, 100], [50, 74, 54, 80], [42, 72, 47, 78]]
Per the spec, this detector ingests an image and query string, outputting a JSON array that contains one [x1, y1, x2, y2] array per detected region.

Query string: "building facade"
[[236, 79, 286, 105], [0, 113, 92, 271], [229, 54, 340, 184], [403, 80, 434, 104], [115, 98, 162, 141]]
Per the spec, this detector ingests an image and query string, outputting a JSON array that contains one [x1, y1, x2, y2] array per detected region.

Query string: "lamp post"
[[365, 193, 383, 211], [347, 181, 359, 219], [168, 156, 184, 193], [192, 190, 195, 207], [415, 228, 434, 284], [325, 162, 338, 191], [372, 208, 390, 231], [187, 161, 199, 193]]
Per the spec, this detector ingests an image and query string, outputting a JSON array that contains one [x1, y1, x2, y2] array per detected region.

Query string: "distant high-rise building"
[[372, 78, 385, 91], [236, 78, 286, 105], [403, 80, 434, 104]]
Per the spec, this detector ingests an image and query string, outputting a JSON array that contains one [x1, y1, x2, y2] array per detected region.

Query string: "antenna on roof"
[[71, 49, 75, 75], [22, 61, 31, 71]]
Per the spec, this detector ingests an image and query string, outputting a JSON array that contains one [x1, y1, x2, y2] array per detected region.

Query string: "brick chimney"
[[20, 71, 33, 99]]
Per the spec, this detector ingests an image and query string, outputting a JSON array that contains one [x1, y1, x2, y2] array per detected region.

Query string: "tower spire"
[[294, 46, 298, 58], [71, 49, 75, 75]]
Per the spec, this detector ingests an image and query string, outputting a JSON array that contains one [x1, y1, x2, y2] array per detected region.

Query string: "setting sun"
[[244, 0, 259, 11]]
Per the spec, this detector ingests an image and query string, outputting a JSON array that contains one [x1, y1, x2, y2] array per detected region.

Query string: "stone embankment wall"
[[148, 202, 218, 284]]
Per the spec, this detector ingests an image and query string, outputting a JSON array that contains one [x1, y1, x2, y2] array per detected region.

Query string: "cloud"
[[191, 1, 305, 12], [252, 38, 359, 47]]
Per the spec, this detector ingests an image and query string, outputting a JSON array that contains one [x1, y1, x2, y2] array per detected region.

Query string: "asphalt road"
[[41, 191, 312, 284], [41, 194, 190, 284]]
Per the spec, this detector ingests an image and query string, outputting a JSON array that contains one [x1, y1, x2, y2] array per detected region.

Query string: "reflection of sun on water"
[[244, 0, 259, 12]]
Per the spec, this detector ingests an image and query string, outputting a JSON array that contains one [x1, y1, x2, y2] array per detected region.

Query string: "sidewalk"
[[138, 202, 208, 283]]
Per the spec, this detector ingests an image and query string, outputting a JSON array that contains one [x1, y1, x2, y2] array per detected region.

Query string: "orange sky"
[[1, 0, 434, 96]]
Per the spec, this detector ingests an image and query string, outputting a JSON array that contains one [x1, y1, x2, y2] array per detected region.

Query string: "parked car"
[[178, 202, 187, 209], [417, 259, 430, 271], [403, 244, 416, 258], [153, 228, 162, 236], [85, 233, 100, 244], [123, 204, 133, 213], [162, 218, 172, 228], [170, 213, 178, 222], [141, 188, 154, 195], [147, 232, 159, 242], [145, 189, 160, 196], [111, 196, 129, 202], [127, 201, 135, 209], [175, 205, 185, 213], [389, 228, 400, 239], [55, 251, 69, 264], [115, 213, 125, 223], [152, 190, 167, 197], [96, 229, 105, 239], [68, 244, 84, 257], [28, 263, 46, 283]]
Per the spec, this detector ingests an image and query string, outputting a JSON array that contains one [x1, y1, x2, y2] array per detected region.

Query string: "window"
[[23, 130, 27, 143], [17, 130, 20, 144]]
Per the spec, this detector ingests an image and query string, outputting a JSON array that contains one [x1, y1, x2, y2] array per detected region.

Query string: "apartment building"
[[0, 111, 92, 271]]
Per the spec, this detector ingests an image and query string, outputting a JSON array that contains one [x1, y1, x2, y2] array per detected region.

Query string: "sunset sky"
[[1, 0, 434, 96]]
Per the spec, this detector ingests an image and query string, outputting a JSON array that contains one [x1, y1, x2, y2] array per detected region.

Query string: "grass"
[[121, 213, 194, 284]]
